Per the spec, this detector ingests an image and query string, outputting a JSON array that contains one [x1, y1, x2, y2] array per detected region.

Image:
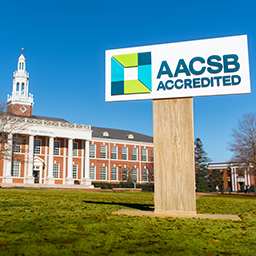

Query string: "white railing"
[[0, 115, 91, 131]]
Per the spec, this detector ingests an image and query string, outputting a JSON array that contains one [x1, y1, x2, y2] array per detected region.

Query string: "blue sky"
[[0, 0, 255, 163]]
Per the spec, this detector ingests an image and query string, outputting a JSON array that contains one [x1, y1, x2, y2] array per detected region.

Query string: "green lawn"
[[0, 189, 256, 255]]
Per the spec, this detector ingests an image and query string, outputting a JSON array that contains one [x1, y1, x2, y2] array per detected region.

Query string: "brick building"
[[0, 51, 153, 188], [208, 162, 254, 191]]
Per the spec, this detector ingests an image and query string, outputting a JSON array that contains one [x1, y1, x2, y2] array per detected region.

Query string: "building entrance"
[[33, 166, 40, 183]]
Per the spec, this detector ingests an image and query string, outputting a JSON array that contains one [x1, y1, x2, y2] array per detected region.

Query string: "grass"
[[0, 189, 256, 255]]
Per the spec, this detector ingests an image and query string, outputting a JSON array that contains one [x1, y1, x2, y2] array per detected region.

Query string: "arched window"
[[22, 63, 24, 70], [19, 63, 21, 70], [16, 83, 19, 91], [21, 83, 24, 91]]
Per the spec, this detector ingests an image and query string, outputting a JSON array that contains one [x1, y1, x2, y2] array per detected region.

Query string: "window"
[[100, 166, 107, 180], [73, 142, 78, 157], [127, 134, 134, 139], [122, 167, 128, 181], [53, 164, 59, 178], [73, 165, 78, 179], [122, 147, 128, 160], [54, 141, 60, 156], [34, 139, 41, 154], [89, 166, 96, 180], [11, 162, 20, 177], [16, 82, 19, 91], [21, 83, 25, 91], [142, 168, 148, 182], [101, 131, 109, 137], [152, 169, 154, 182], [132, 168, 138, 182], [101, 145, 107, 159], [13, 137, 21, 153], [132, 148, 138, 161], [89, 144, 96, 158], [111, 167, 118, 181], [151, 149, 154, 161], [142, 148, 148, 162], [111, 146, 117, 159]]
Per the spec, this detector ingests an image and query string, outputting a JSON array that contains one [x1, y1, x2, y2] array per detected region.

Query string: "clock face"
[[20, 106, 27, 112]]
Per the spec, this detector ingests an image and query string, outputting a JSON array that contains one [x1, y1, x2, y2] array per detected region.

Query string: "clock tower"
[[7, 49, 34, 117]]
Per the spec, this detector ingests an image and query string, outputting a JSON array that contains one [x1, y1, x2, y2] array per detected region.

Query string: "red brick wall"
[[7, 103, 33, 117], [89, 141, 154, 183]]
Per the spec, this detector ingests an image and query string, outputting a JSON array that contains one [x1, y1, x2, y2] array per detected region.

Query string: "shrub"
[[91, 182, 154, 192], [250, 185, 255, 192]]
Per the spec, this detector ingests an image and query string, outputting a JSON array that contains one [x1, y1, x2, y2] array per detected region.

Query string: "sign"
[[105, 35, 251, 102]]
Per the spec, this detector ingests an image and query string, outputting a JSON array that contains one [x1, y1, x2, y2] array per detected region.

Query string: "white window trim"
[[101, 145, 107, 159], [142, 148, 148, 162], [73, 164, 78, 179], [142, 168, 148, 182], [11, 162, 21, 177], [132, 168, 138, 182], [73, 142, 78, 157], [89, 144, 96, 158], [111, 167, 118, 181], [89, 166, 96, 180], [111, 146, 118, 160], [53, 163, 60, 178], [13, 137, 22, 153], [100, 166, 107, 180], [132, 148, 138, 161], [34, 139, 42, 155], [122, 147, 128, 161], [54, 141, 60, 156]]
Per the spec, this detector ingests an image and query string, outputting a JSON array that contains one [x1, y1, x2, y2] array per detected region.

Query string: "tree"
[[208, 169, 223, 192], [0, 101, 27, 161], [194, 138, 212, 192], [228, 112, 256, 195]]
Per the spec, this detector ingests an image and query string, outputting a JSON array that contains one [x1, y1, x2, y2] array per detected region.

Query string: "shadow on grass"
[[83, 200, 155, 211]]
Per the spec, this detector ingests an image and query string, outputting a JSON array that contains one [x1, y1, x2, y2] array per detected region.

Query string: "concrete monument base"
[[112, 209, 241, 221]]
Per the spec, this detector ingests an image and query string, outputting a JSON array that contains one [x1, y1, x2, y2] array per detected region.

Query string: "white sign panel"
[[105, 35, 251, 102]]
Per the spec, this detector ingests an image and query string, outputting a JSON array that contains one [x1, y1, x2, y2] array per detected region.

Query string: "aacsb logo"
[[111, 52, 152, 95]]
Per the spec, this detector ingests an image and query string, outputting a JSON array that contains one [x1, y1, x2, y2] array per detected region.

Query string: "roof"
[[4, 113, 69, 123], [91, 126, 153, 143], [29, 115, 69, 123]]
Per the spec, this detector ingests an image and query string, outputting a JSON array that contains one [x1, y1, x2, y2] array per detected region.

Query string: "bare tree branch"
[[228, 113, 256, 194]]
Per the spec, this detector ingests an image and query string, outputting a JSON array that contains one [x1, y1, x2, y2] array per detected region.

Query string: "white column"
[[3, 133, 13, 183], [247, 168, 251, 186], [65, 138, 74, 185], [45, 137, 55, 185], [81, 140, 85, 179], [82, 140, 92, 187], [234, 168, 237, 191], [231, 168, 235, 192], [25, 135, 34, 184], [244, 169, 247, 186]]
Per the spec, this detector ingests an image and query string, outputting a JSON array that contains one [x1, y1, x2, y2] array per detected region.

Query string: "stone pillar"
[[25, 135, 34, 184], [153, 98, 196, 217], [65, 138, 74, 185], [45, 137, 55, 185], [82, 140, 92, 187], [3, 133, 13, 183]]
